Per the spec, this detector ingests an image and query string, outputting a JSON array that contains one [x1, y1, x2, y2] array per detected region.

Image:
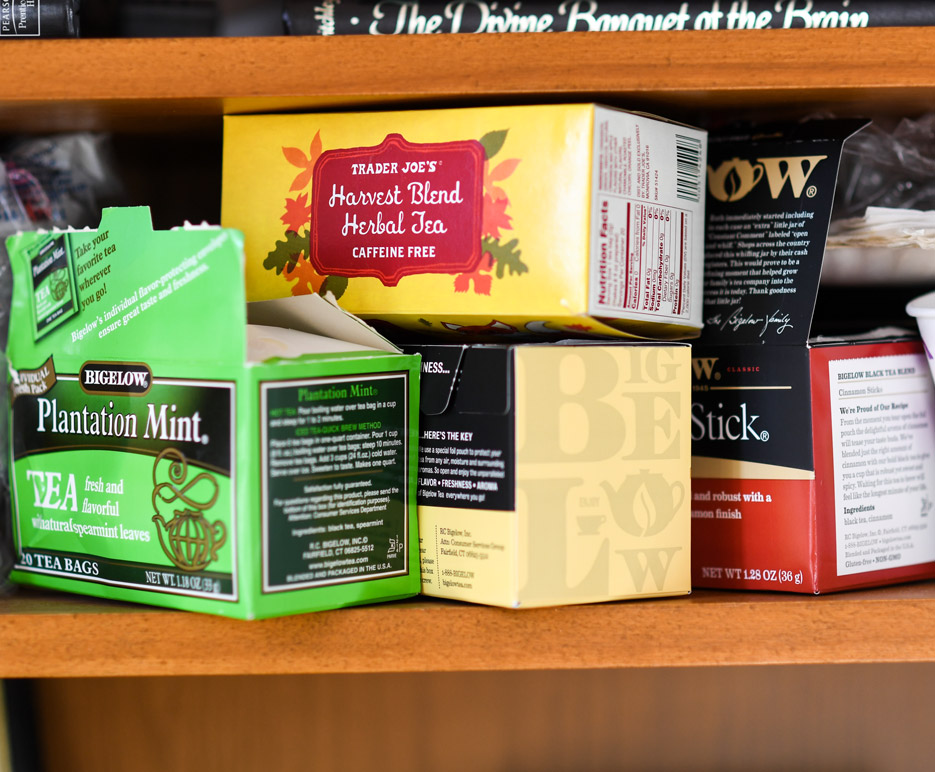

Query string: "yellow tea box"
[[222, 104, 707, 340], [405, 341, 691, 607]]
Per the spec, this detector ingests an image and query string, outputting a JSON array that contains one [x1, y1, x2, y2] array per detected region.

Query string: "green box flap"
[[5, 207, 247, 367]]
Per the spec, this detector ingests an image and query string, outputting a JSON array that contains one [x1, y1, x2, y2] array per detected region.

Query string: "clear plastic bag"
[[0, 163, 24, 588], [0, 133, 122, 588], [834, 113, 935, 220]]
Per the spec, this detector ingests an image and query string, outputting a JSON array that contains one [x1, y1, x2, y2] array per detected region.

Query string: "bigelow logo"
[[516, 346, 687, 601], [707, 154, 828, 202], [80, 362, 152, 396]]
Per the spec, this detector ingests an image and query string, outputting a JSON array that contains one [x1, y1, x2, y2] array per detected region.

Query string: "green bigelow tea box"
[[5, 207, 421, 619]]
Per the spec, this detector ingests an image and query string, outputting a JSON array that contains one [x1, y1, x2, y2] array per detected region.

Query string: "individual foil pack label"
[[28, 233, 78, 340], [310, 134, 485, 286], [10, 367, 237, 599]]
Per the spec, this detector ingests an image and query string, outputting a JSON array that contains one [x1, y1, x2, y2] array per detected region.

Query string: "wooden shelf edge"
[[3, 28, 935, 132], [2, 29, 934, 99], [4, 583, 935, 678]]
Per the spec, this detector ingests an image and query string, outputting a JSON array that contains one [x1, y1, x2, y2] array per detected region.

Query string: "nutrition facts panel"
[[593, 200, 691, 319], [589, 107, 702, 324]]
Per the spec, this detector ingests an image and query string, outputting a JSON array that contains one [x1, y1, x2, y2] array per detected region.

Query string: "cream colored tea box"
[[405, 341, 691, 607], [222, 104, 707, 340]]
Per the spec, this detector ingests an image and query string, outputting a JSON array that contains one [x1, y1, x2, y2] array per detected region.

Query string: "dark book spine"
[[0, 0, 79, 37], [283, 0, 935, 36]]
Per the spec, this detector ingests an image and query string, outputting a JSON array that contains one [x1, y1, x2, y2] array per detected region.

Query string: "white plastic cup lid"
[[907, 291, 935, 319]]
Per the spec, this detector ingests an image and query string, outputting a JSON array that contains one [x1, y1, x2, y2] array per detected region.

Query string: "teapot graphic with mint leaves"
[[151, 448, 226, 572]]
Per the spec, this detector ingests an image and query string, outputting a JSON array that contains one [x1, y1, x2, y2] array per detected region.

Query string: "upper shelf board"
[[2, 28, 935, 131]]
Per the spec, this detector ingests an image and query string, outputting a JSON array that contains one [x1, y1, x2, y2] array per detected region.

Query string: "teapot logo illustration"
[[49, 268, 70, 301], [707, 157, 764, 202], [151, 447, 226, 572], [601, 470, 684, 537]]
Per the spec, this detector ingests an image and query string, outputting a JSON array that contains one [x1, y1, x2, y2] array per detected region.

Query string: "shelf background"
[[29, 662, 935, 772], [5, 25, 935, 771], [2, 29, 935, 683]]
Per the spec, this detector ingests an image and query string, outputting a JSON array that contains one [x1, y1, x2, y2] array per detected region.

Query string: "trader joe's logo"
[[265, 129, 528, 297]]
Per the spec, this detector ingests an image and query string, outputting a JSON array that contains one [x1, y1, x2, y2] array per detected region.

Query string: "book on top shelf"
[[283, 0, 935, 36]]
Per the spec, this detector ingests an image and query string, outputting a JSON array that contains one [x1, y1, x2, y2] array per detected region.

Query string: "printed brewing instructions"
[[261, 372, 409, 590]]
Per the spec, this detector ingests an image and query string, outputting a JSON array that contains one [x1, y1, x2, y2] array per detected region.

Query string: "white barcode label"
[[589, 108, 706, 327], [676, 133, 703, 203]]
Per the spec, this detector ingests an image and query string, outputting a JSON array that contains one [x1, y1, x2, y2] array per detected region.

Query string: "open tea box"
[[692, 119, 935, 593], [5, 207, 421, 618], [221, 103, 707, 340], [407, 340, 691, 607]]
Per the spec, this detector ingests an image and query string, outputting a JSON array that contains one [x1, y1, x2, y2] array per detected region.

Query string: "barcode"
[[675, 134, 703, 202]]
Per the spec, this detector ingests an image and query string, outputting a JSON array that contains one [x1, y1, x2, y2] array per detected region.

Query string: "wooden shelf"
[[4, 28, 935, 685], [4, 26, 934, 772], [4, 27, 935, 132], [5, 582, 935, 678]]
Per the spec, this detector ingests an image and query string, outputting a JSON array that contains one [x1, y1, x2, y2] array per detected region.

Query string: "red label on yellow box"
[[310, 134, 485, 286]]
